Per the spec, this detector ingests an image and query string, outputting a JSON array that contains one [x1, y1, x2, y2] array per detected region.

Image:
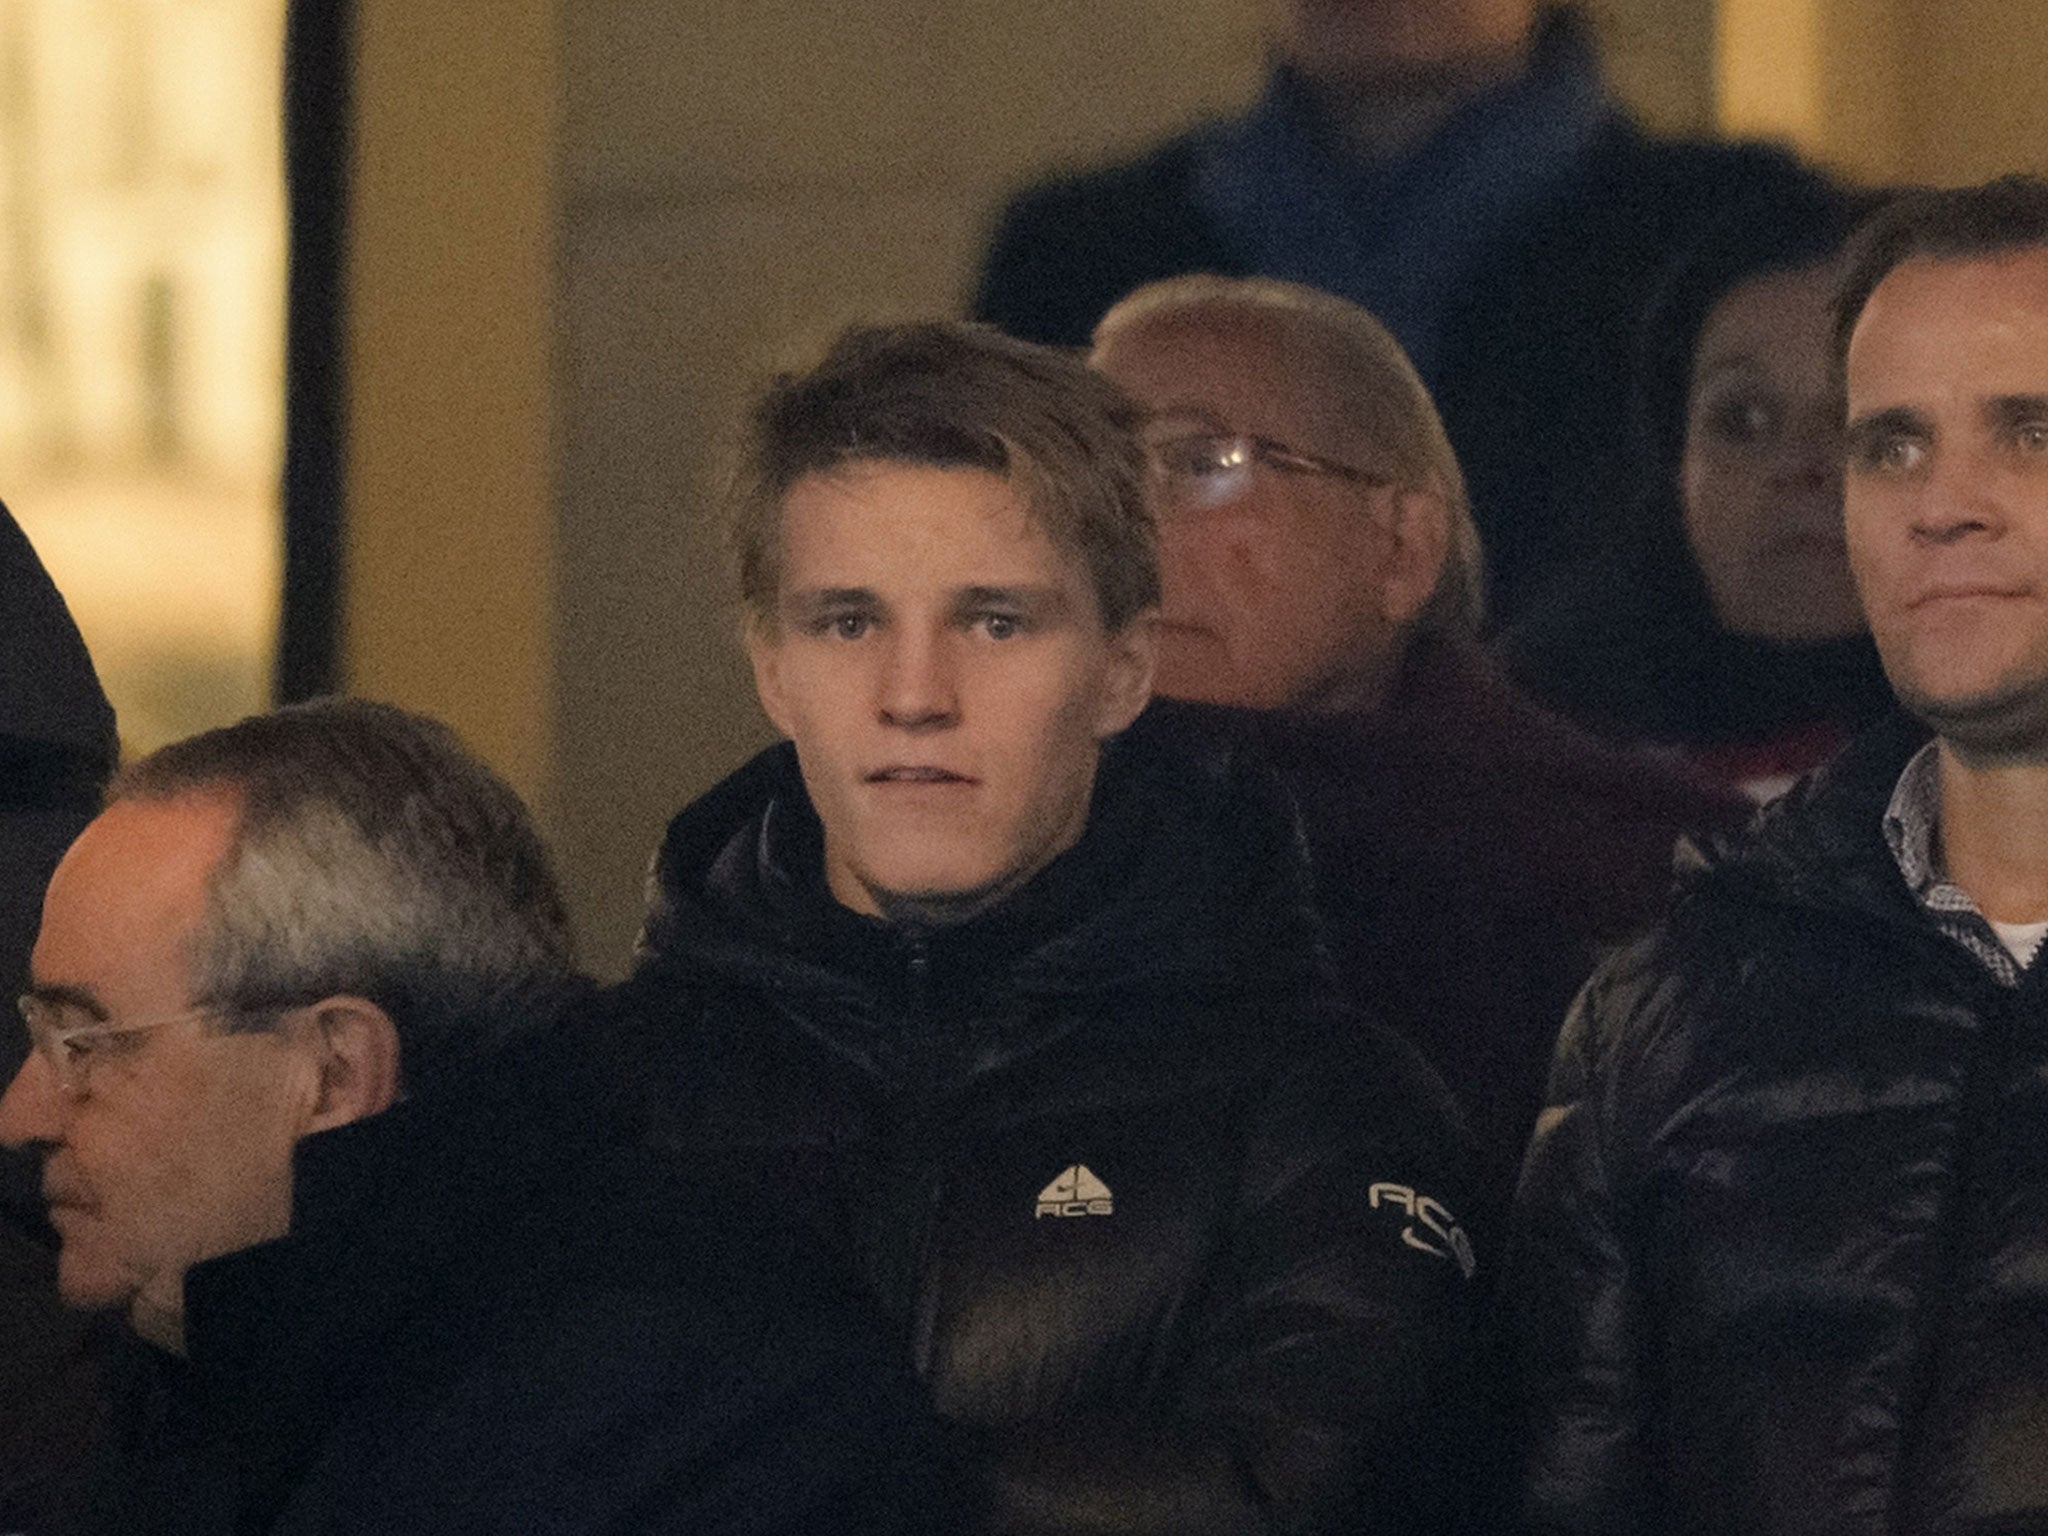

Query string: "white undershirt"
[[1988, 919, 2048, 967]]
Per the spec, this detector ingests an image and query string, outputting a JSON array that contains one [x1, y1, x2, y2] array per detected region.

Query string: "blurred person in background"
[[978, 0, 1806, 622], [0, 502, 119, 1536], [1092, 276, 1744, 1211], [1501, 173, 1896, 803]]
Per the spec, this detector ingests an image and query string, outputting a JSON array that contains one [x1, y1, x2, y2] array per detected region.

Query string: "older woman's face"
[[1680, 263, 1865, 643], [1264, 0, 1536, 84]]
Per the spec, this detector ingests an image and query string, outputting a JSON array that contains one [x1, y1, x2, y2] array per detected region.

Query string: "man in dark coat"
[[974, 1, 1804, 622], [1510, 177, 2048, 1534], [0, 698, 950, 1535], [611, 321, 1492, 1533], [1090, 277, 1745, 1212], [0, 503, 121, 1534]]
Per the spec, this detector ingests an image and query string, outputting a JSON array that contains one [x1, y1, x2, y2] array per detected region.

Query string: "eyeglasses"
[[16, 995, 233, 1100], [1143, 427, 1393, 516]]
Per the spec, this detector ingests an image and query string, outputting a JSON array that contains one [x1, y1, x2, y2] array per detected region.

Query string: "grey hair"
[[1095, 274, 1487, 636], [112, 698, 575, 1093]]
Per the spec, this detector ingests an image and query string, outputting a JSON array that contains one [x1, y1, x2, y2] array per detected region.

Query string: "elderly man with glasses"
[[1093, 277, 1745, 1212], [0, 698, 951, 1535]]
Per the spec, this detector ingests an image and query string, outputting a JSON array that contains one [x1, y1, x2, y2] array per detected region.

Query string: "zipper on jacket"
[[876, 925, 951, 1373], [1891, 978, 2024, 1528]]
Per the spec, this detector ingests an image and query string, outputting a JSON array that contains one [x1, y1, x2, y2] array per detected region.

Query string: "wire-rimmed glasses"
[[1143, 425, 1393, 516]]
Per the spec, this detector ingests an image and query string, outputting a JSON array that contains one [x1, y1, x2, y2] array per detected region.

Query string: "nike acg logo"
[[1035, 1164, 1114, 1218]]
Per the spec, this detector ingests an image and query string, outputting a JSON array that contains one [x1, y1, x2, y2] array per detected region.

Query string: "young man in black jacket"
[[613, 321, 1489, 1534], [1511, 177, 2048, 1534], [0, 699, 950, 1535]]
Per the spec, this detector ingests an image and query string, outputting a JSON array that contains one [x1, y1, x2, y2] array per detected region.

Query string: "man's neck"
[[1294, 43, 1532, 165], [132, 1291, 187, 1356], [1937, 740, 2048, 924]]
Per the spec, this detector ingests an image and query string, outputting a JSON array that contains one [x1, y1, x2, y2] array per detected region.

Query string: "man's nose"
[[0, 1052, 66, 1150], [1913, 450, 2005, 545], [877, 630, 959, 729]]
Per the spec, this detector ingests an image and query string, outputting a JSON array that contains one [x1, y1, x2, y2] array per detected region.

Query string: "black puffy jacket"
[[615, 706, 1490, 1535], [89, 1012, 956, 1536], [1510, 714, 2048, 1535]]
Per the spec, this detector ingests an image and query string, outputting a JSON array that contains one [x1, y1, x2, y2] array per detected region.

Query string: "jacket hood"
[[637, 700, 1326, 1022]]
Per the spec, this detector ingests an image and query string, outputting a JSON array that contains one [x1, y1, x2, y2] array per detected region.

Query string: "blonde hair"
[[733, 321, 1158, 632]]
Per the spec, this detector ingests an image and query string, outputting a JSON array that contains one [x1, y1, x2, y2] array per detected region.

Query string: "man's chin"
[[872, 874, 1021, 927], [52, 1256, 138, 1315], [1899, 672, 2048, 768]]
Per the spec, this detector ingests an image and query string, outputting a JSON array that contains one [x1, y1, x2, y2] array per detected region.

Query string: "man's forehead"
[[775, 460, 1087, 593], [1849, 250, 2048, 403], [35, 792, 238, 978], [1104, 305, 1361, 448]]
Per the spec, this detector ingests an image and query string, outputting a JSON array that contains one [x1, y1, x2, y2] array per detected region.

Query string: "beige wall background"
[[345, 0, 2048, 977]]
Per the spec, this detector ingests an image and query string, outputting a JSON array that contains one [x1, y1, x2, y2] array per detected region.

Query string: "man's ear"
[[1094, 610, 1158, 739], [301, 997, 402, 1132], [745, 619, 797, 740], [1375, 488, 1452, 630]]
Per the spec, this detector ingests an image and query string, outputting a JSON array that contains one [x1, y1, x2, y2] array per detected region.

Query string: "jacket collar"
[[637, 703, 1328, 1071], [168, 1016, 589, 1515], [1190, 6, 1616, 382], [1680, 710, 1936, 932]]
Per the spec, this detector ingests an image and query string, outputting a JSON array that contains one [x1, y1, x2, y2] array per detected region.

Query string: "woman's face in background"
[[1680, 262, 1866, 643]]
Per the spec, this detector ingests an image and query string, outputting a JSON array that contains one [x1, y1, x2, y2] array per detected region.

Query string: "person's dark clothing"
[[1509, 711, 2048, 1535], [1499, 549, 1895, 797], [88, 1010, 956, 1536], [973, 10, 1805, 622], [1211, 635, 1747, 1216], [0, 500, 118, 1535], [613, 703, 1491, 1535], [0, 504, 113, 1008]]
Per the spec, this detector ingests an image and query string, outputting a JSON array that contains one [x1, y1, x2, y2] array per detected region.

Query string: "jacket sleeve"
[[972, 1020, 1494, 1536], [1505, 940, 1666, 1536]]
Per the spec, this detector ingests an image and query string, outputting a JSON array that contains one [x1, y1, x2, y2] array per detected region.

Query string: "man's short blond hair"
[[732, 321, 1159, 633], [1095, 275, 1485, 636]]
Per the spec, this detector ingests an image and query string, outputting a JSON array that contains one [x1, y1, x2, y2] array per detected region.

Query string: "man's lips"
[[1905, 583, 2031, 610], [865, 767, 976, 785], [43, 1188, 93, 1222], [1156, 617, 1224, 646]]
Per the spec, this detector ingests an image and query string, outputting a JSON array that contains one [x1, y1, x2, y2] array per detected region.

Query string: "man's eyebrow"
[[22, 983, 106, 1021], [1985, 393, 2048, 428], [1145, 406, 1232, 434], [783, 586, 878, 615], [1845, 405, 1930, 446], [955, 584, 1070, 613]]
